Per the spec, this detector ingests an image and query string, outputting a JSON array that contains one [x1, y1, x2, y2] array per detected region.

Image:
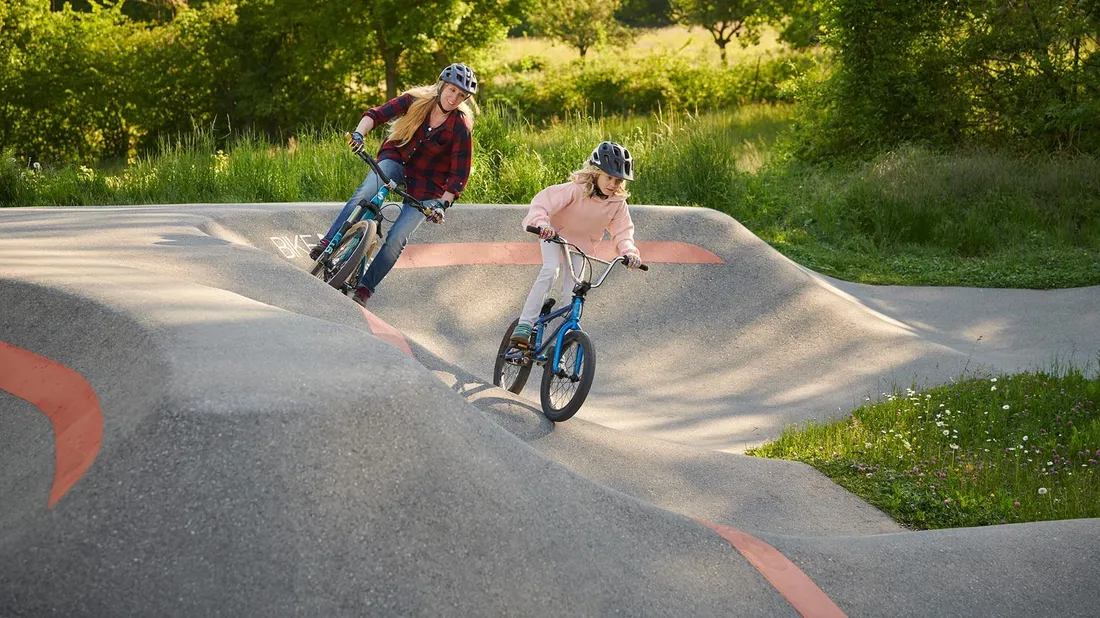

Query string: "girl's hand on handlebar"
[[622, 254, 642, 269], [538, 226, 557, 240]]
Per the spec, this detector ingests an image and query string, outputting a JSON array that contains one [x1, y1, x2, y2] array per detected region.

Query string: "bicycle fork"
[[549, 297, 585, 379]]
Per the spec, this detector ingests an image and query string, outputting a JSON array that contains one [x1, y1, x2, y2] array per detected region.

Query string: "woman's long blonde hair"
[[571, 164, 630, 199], [388, 83, 478, 147]]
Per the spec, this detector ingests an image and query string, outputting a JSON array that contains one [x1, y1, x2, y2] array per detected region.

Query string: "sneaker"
[[509, 322, 533, 348], [309, 238, 330, 261], [349, 285, 372, 307]]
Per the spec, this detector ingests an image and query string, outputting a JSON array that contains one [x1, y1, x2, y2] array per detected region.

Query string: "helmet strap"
[[435, 85, 452, 114], [592, 183, 608, 199]]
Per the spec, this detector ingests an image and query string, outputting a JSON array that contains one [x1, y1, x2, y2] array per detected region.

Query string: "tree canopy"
[[528, 0, 632, 59]]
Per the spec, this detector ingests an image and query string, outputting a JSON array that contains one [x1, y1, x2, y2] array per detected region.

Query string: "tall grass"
[[750, 361, 1100, 529], [3, 130, 362, 206], [5, 106, 1099, 288]]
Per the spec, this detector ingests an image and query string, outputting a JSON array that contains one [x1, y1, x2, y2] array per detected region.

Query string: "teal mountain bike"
[[310, 145, 430, 293], [493, 227, 648, 421]]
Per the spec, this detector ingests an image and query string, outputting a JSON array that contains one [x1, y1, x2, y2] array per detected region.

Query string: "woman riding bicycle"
[[311, 62, 478, 306], [509, 142, 643, 347]]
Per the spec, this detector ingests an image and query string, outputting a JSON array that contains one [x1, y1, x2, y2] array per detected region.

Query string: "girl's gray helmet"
[[589, 141, 634, 181], [439, 63, 478, 95]]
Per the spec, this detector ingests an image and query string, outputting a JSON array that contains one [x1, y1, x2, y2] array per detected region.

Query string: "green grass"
[[5, 106, 1100, 289], [749, 362, 1100, 529]]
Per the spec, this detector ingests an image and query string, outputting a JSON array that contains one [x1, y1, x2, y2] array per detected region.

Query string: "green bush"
[[0, 153, 21, 206], [793, 0, 1100, 160]]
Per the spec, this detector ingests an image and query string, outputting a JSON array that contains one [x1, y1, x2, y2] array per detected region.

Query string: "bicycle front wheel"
[[493, 317, 533, 394], [539, 329, 595, 422], [328, 221, 378, 289]]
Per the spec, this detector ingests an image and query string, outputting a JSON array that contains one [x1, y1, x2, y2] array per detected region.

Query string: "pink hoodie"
[[521, 180, 639, 256]]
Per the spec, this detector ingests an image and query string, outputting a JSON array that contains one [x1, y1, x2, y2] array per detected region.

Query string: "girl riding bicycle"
[[510, 142, 643, 347], [311, 63, 478, 306]]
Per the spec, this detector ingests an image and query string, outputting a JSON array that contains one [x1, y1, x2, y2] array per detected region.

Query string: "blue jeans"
[[322, 159, 425, 293], [358, 200, 425, 292], [323, 158, 406, 242]]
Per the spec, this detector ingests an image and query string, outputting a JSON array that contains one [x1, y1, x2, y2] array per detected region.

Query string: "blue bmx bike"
[[492, 226, 648, 421], [310, 143, 431, 292]]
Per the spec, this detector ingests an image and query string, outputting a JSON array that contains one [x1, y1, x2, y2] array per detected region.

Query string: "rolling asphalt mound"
[[0, 279, 166, 546], [324, 204, 1100, 452], [0, 205, 794, 616], [2, 203, 1098, 617]]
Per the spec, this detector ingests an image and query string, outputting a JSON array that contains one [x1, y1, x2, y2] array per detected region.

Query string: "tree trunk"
[[374, 25, 400, 99], [1071, 36, 1080, 103], [718, 41, 728, 66], [384, 52, 399, 99], [749, 55, 761, 102]]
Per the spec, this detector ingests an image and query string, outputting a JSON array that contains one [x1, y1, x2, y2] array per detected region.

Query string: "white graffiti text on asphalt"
[[270, 234, 324, 259]]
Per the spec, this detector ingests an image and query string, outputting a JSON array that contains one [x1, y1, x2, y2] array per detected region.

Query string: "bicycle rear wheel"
[[328, 221, 378, 289], [493, 317, 533, 394], [539, 329, 595, 422]]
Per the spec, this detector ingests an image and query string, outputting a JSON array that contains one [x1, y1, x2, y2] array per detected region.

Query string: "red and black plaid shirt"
[[363, 94, 473, 202]]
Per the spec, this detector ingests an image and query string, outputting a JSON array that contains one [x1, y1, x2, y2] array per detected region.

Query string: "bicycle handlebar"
[[525, 225, 649, 284], [346, 134, 428, 213]]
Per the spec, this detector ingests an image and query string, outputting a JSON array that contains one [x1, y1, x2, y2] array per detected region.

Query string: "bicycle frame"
[[324, 191, 385, 257], [504, 238, 628, 372], [317, 147, 426, 285]]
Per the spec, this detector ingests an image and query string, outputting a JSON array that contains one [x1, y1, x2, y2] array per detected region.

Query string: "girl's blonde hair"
[[388, 83, 478, 147], [571, 164, 630, 199]]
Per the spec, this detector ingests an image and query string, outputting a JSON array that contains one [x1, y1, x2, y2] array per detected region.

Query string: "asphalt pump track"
[[2, 203, 1098, 616]]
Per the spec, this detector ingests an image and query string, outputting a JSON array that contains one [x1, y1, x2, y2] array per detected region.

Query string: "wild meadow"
[[750, 363, 1100, 528]]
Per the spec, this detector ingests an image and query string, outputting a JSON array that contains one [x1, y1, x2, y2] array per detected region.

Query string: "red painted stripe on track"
[[698, 519, 847, 618], [358, 307, 414, 357], [393, 241, 723, 268], [0, 341, 104, 508]]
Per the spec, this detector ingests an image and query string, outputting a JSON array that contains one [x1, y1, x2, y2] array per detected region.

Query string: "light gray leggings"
[[518, 240, 586, 326]]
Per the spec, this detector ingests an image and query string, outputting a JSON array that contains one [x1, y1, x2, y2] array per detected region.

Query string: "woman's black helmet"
[[588, 141, 634, 181], [438, 63, 478, 95]]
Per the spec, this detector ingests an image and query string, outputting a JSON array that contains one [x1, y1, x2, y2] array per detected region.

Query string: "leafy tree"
[[794, 0, 1100, 159], [670, 0, 766, 65], [375, 0, 526, 95], [1, 1, 143, 163], [767, 0, 822, 50], [130, 2, 241, 141], [616, 0, 672, 28], [50, 0, 216, 23], [528, 0, 633, 60], [224, 0, 368, 133]]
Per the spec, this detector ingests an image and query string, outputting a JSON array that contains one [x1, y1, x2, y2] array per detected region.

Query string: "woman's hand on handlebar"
[[425, 208, 445, 224], [348, 115, 376, 153], [348, 131, 365, 153], [422, 198, 448, 224]]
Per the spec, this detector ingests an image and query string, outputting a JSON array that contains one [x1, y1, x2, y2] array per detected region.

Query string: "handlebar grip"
[[638, 264, 649, 272], [345, 132, 392, 183], [526, 225, 541, 234]]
